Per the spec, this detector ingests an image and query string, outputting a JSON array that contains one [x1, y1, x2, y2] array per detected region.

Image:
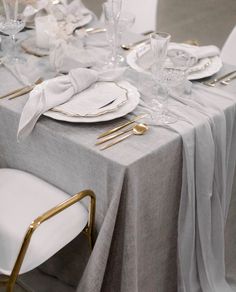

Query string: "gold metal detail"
[[0, 190, 96, 292], [100, 123, 149, 150], [98, 114, 147, 139]]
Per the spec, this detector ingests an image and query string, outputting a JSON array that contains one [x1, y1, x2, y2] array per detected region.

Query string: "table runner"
[[1, 41, 236, 291]]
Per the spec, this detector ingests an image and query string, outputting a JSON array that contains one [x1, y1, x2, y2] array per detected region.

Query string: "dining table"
[[1, 25, 236, 292]]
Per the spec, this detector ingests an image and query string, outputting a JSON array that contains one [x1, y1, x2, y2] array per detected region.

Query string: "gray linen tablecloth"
[[1, 41, 236, 292]]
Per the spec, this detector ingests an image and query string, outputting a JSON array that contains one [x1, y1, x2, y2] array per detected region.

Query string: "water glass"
[[168, 49, 192, 97], [116, 11, 135, 64]]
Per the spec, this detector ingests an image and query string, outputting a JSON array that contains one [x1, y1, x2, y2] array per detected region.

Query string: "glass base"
[[151, 110, 177, 125], [103, 53, 125, 69], [5, 54, 26, 64], [159, 114, 177, 124]]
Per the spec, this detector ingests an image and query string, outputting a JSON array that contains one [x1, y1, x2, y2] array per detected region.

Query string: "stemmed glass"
[[103, 0, 122, 68], [0, 0, 25, 63], [150, 32, 177, 124], [116, 11, 135, 64]]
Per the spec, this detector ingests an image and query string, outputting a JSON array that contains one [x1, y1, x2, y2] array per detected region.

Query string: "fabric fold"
[[17, 67, 126, 140]]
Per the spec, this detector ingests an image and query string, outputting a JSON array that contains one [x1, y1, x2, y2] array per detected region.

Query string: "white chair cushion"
[[0, 168, 88, 275], [221, 25, 236, 66]]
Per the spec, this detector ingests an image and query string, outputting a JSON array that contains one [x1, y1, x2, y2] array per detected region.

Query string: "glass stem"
[[111, 20, 118, 66], [159, 85, 168, 117], [11, 34, 16, 59]]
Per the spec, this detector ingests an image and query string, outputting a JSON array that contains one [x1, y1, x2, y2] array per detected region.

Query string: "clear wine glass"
[[0, 0, 25, 63], [150, 32, 177, 124], [103, 0, 123, 68], [116, 11, 135, 64]]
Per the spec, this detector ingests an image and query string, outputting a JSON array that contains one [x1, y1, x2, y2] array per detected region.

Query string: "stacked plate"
[[44, 81, 140, 123]]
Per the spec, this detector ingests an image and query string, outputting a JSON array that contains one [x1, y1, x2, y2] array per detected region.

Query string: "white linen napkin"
[[23, 0, 93, 31], [168, 43, 220, 66], [23, 0, 48, 23], [49, 39, 108, 73], [137, 43, 220, 71], [17, 67, 126, 140]]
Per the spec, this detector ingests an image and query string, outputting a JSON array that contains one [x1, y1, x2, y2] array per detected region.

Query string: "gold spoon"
[[100, 123, 149, 150]]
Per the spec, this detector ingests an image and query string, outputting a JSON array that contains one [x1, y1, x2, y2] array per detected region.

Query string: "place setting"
[[0, 0, 232, 152]]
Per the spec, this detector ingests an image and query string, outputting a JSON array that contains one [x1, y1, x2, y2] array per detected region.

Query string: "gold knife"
[[9, 78, 43, 100], [121, 30, 154, 50], [203, 70, 236, 87], [96, 125, 134, 145], [98, 114, 147, 139], [220, 74, 236, 85], [85, 27, 106, 34], [0, 85, 29, 100]]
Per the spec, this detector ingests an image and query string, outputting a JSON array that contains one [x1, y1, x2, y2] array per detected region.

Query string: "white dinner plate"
[[44, 81, 140, 123], [126, 43, 223, 80]]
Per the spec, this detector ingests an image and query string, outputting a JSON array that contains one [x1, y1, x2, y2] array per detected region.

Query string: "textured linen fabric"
[[1, 43, 236, 292]]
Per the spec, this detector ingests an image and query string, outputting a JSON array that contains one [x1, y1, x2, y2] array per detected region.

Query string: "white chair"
[[221, 25, 236, 66], [99, 0, 158, 34], [122, 0, 159, 33], [0, 168, 96, 292]]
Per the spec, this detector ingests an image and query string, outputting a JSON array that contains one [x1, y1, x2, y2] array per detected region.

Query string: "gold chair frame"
[[0, 189, 96, 292]]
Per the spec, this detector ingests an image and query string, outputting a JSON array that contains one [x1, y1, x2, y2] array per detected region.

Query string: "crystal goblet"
[[0, 0, 25, 63]]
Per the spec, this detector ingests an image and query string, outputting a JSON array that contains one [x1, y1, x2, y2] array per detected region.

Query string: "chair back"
[[122, 0, 158, 33], [221, 25, 236, 66]]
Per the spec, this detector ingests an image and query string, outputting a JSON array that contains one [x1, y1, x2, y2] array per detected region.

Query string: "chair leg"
[[83, 193, 96, 250]]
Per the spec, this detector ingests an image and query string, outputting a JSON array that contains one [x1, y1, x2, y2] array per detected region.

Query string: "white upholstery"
[[122, 0, 158, 33], [0, 168, 88, 275], [221, 25, 236, 66], [100, 0, 158, 34]]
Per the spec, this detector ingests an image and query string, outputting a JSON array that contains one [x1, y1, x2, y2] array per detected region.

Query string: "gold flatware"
[[220, 74, 236, 85], [85, 27, 106, 34], [9, 78, 43, 100], [96, 125, 135, 145], [203, 70, 236, 87], [100, 123, 149, 150], [0, 86, 28, 100], [121, 31, 154, 50], [98, 114, 147, 139], [184, 39, 200, 46], [0, 78, 43, 100]]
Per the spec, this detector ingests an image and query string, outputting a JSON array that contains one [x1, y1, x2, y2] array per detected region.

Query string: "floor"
[[84, 0, 236, 48]]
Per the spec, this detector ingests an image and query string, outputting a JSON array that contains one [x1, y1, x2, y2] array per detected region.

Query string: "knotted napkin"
[[137, 43, 220, 71], [168, 43, 220, 66], [17, 67, 126, 140]]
